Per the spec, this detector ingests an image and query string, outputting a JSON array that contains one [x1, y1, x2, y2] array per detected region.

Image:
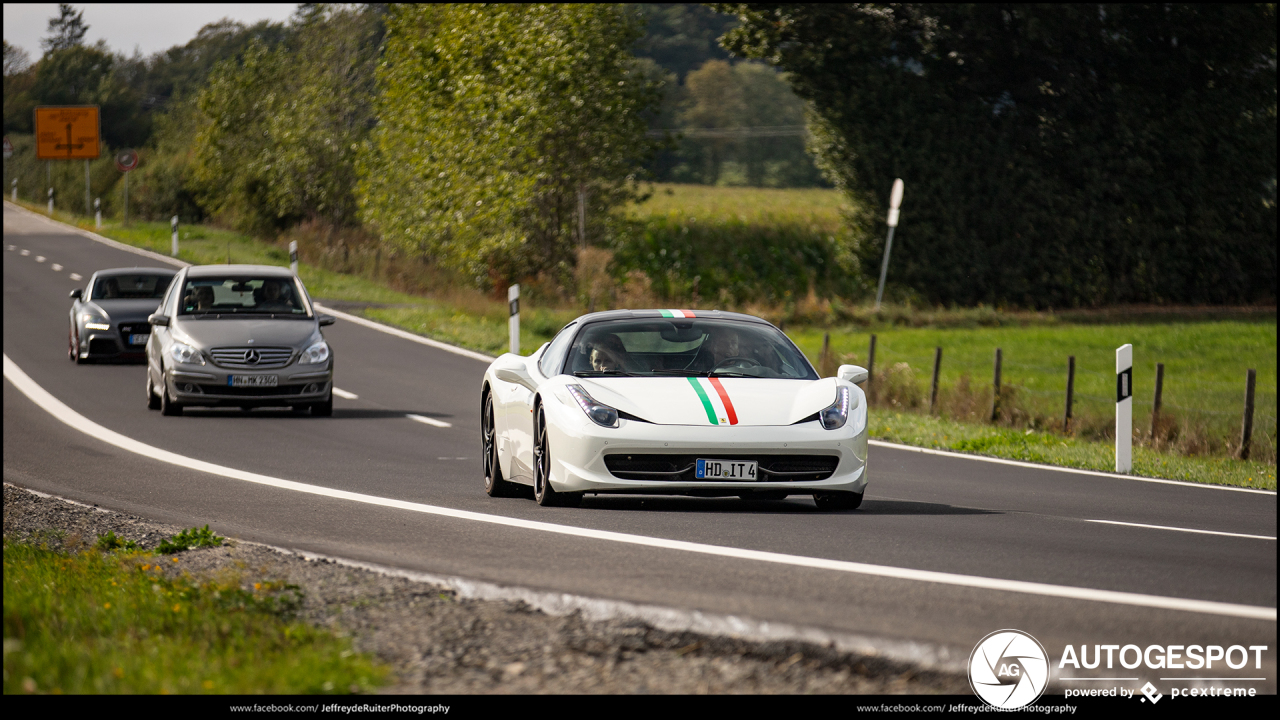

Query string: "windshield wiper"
[[573, 370, 643, 377], [648, 369, 708, 377]]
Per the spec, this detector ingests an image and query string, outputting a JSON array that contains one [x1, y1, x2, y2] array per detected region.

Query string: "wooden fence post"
[[1151, 362, 1164, 439], [929, 346, 942, 415], [867, 334, 877, 402], [990, 348, 1002, 422], [1064, 356, 1075, 433], [1240, 369, 1256, 460], [820, 332, 831, 377]]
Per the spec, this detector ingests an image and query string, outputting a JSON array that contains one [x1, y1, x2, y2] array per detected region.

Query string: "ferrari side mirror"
[[837, 364, 869, 384]]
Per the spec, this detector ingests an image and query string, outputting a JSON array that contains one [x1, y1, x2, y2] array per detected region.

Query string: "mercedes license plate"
[[696, 458, 758, 480], [229, 375, 278, 387], [128, 333, 149, 345]]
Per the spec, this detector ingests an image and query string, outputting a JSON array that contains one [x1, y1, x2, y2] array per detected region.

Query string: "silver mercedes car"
[[145, 264, 336, 416]]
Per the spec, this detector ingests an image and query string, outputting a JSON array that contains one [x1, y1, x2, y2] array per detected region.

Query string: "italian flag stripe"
[[707, 377, 739, 425], [686, 377, 739, 425], [686, 377, 718, 424], [660, 309, 696, 318]]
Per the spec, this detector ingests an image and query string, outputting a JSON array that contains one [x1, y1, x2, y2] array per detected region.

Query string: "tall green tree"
[[191, 6, 382, 232], [359, 4, 662, 285], [718, 4, 1277, 306], [41, 4, 88, 53]]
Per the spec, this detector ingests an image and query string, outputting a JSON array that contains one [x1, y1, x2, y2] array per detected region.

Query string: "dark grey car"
[[145, 264, 336, 416], [69, 268, 177, 363]]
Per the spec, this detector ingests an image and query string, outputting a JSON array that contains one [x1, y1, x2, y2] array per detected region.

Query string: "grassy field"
[[629, 183, 848, 232], [9, 196, 1275, 487], [3, 538, 385, 694]]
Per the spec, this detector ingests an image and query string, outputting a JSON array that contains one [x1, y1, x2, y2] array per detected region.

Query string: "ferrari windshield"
[[178, 276, 311, 317], [91, 274, 173, 300], [566, 319, 816, 379]]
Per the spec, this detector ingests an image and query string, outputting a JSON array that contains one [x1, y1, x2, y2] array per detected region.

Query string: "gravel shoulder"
[[3, 482, 967, 694]]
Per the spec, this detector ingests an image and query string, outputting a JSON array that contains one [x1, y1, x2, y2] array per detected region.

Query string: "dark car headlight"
[[819, 386, 851, 430], [566, 384, 619, 428]]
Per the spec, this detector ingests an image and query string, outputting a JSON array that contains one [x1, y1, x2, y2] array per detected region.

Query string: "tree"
[[191, 7, 382, 232], [718, 4, 1277, 306], [42, 4, 88, 53], [359, 4, 663, 286], [3, 40, 36, 133]]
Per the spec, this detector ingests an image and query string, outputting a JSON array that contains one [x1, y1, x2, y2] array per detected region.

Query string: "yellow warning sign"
[[35, 106, 100, 160]]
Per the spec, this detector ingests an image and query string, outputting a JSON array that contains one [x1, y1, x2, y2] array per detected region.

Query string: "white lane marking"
[[314, 304, 495, 363], [1082, 519, 1276, 541], [868, 439, 1277, 495], [35, 255, 45, 262], [69, 273, 82, 281], [407, 413, 452, 428], [332, 388, 358, 399], [4, 201, 185, 268], [51, 263, 62, 271], [4, 353, 1275, 623], [6, 244, 14, 250], [20, 249, 29, 256]]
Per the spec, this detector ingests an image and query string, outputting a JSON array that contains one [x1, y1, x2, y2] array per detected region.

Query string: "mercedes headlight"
[[80, 313, 110, 330], [819, 386, 851, 430], [169, 342, 204, 365], [298, 340, 330, 365], [566, 384, 619, 428]]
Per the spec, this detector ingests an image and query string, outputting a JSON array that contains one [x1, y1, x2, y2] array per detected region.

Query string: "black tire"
[[311, 394, 333, 416], [483, 393, 522, 498], [71, 326, 87, 364], [533, 406, 582, 508], [813, 490, 863, 511], [68, 325, 76, 361], [160, 378, 183, 416], [146, 373, 162, 410]]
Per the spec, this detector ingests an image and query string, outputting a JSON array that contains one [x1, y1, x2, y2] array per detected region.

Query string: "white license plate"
[[696, 458, 758, 480], [128, 334, 149, 345], [229, 375, 278, 387]]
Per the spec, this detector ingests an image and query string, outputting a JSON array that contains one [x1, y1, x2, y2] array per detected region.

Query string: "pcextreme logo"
[[969, 629, 1050, 709]]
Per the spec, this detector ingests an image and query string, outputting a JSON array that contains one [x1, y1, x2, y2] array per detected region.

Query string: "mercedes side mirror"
[[69, 288, 82, 300], [318, 314, 336, 327], [148, 314, 170, 327], [838, 364, 869, 384]]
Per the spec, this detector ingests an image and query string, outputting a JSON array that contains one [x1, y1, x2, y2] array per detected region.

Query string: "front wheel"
[[146, 373, 161, 410], [159, 377, 183, 416], [813, 490, 863, 511], [533, 406, 581, 508], [483, 394, 522, 498]]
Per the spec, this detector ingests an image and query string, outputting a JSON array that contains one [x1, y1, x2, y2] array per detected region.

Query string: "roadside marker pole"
[[11, 178, 16, 201], [508, 284, 520, 355], [171, 216, 179, 257], [47, 187, 53, 215], [94, 198, 100, 229], [873, 178, 904, 310], [1064, 356, 1075, 433], [929, 346, 942, 415], [990, 348, 1002, 422], [1239, 369, 1256, 460], [1151, 362, 1164, 439], [289, 240, 298, 274], [1116, 344, 1133, 473]]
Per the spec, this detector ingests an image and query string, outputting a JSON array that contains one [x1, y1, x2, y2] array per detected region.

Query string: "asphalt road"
[[4, 203, 1276, 691]]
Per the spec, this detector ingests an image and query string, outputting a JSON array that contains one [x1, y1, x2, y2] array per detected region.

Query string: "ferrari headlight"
[[298, 340, 330, 365], [819, 386, 851, 430], [170, 342, 204, 365], [566, 384, 619, 428], [80, 313, 110, 330]]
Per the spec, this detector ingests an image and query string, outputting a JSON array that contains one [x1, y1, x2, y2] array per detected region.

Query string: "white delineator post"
[[171, 215, 179, 257], [508, 284, 520, 355], [94, 198, 101, 229], [289, 240, 298, 274], [1116, 344, 1133, 473], [47, 187, 53, 215], [874, 178, 905, 311]]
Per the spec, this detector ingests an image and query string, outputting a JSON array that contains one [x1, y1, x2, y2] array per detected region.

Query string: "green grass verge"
[[870, 410, 1276, 491], [3, 539, 387, 694]]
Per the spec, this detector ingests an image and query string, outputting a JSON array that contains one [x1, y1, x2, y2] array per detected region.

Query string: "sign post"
[[115, 150, 138, 225], [171, 216, 179, 257], [289, 240, 298, 274], [874, 178, 905, 310], [508, 284, 520, 355], [1115, 344, 1133, 473]]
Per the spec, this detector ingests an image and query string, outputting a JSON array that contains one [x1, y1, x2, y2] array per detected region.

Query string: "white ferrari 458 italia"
[[481, 309, 869, 509]]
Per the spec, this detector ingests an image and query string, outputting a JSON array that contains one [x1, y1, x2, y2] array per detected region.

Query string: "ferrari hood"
[[573, 376, 844, 427]]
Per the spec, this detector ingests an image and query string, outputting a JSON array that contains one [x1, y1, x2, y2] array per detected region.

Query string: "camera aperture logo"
[[970, 629, 1050, 709]]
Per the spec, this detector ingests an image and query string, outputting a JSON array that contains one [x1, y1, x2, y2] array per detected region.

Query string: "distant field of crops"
[[629, 183, 849, 231]]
